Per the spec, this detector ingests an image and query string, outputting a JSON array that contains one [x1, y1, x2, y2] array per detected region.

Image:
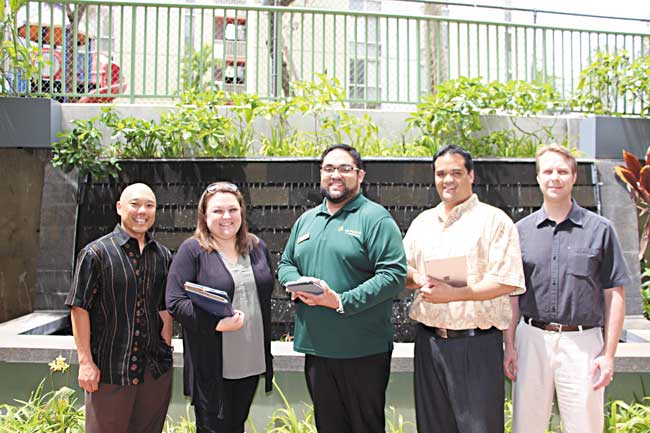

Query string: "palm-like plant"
[[615, 148, 650, 260]]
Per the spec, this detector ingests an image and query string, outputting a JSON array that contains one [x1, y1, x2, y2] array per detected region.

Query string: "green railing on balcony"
[[4, 0, 650, 113]]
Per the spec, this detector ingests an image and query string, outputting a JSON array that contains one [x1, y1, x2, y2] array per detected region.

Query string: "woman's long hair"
[[193, 182, 257, 256]]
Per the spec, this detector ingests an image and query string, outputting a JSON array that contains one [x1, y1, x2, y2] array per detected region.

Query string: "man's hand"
[[290, 278, 340, 310], [78, 359, 101, 393], [591, 354, 615, 390], [503, 344, 518, 381], [419, 277, 458, 304], [216, 310, 245, 332]]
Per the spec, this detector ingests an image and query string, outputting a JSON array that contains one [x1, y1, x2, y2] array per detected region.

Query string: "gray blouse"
[[220, 253, 266, 379]]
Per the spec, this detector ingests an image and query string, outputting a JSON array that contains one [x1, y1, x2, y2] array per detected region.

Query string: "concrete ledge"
[[2, 312, 650, 373]]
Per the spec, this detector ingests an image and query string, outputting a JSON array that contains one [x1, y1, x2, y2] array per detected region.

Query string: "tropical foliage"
[[52, 73, 576, 178], [0, 0, 43, 95], [2, 361, 650, 433], [614, 148, 650, 261]]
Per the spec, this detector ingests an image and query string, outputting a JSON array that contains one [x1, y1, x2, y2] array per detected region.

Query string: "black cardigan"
[[165, 237, 274, 409]]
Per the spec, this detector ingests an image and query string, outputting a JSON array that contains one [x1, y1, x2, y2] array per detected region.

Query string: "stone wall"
[[0, 149, 50, 322], [32, 165, 79, 310], [597, 160, 643, 314]]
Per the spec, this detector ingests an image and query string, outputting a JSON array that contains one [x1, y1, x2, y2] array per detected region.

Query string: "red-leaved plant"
[[615, 148, 650, 260]]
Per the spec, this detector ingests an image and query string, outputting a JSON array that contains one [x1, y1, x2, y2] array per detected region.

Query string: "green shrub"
[[51, 114, 119, 179], [406, 76, 564, 157], [572, 51, 650, 116], [0, 356, 84, 433], [606, 398, 650, 432]]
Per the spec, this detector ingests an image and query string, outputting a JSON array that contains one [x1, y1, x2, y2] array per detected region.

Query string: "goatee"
[[321, 187, 350, 204]]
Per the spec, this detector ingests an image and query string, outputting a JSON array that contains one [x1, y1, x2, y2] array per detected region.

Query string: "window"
[[347, 0, 381, 108]]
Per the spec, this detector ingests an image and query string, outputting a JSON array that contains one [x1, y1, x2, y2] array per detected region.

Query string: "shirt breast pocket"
[[567, 248, 601, 277]]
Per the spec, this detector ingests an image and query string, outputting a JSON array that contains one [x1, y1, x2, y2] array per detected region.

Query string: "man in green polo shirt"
[[278, 144, 407, 433]]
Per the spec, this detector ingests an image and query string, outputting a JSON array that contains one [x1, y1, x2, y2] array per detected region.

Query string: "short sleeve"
[[65, 247, 101, 310], [599, 223, 632, 290], [484, 215, 526, 294], [402, 217, 418, 267]]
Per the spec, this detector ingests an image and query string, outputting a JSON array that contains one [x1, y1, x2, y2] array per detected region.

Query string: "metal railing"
[[4, 0, 649, 112]]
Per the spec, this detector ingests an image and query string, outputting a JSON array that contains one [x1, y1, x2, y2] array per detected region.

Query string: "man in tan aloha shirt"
[[403, 144, 525, 433]]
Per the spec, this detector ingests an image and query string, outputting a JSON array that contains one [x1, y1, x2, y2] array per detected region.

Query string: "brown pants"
[[85, 368, 173, 433]]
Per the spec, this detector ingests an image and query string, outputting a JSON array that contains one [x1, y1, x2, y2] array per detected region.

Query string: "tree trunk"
[[268, 0, 294, 97], [424, 4, 448, 93], [64, 4, 87, 101]]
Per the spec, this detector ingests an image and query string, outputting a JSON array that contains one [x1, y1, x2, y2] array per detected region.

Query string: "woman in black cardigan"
[[166, 182, 274, 433]]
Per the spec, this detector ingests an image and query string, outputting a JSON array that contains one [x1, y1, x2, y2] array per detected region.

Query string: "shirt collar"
[[318, 192, 365, 216], [535, 198, 585, 228], [112, 224, 154, 247], [433, 193, 479, 227]]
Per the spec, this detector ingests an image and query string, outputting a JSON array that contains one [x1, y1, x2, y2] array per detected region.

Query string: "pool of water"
[[2, 361, 649, 430]]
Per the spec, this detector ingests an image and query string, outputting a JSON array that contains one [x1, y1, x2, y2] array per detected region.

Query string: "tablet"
[[285, 280, 324, 295]]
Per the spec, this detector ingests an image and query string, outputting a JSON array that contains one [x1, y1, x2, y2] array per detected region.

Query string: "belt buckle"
[[436, 328, 448, 339], [549, 322, 563, 332]]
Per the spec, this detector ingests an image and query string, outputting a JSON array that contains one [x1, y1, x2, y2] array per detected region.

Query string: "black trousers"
[[304, 351, 392, 433], [414, 324, 505, 433], [194, 374, 260, 433]]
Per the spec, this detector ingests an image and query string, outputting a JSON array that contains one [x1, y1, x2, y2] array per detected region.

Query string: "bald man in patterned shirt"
[[66, 183, 174, 433]]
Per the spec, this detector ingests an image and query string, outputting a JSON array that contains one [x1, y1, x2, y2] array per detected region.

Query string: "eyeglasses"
[[205, 182, 238, 193], [321, 164, 360, 175]]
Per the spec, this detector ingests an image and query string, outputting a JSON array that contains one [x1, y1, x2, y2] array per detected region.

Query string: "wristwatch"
[[336, 296, 345, 314]]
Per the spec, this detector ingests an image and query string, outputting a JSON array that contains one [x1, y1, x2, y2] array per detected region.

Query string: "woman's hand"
[[216, 310, 245, 332]]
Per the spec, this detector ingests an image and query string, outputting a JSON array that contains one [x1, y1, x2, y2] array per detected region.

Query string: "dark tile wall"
[[74, 159, 599, 341]]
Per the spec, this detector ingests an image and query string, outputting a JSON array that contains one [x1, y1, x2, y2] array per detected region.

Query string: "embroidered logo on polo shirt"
[[297, 233, 310, 244], [343, 228, 361, 238]]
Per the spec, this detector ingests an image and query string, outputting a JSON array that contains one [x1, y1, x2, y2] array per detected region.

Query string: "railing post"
[[272, 0, 282, 98], [129, 4, 136, 103]]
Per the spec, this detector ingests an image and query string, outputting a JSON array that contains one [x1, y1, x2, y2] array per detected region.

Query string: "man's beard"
[[321, 186, 352, 204]]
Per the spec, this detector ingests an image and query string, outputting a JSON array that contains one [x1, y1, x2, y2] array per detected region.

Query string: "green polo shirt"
[[278, 193, 407, 359]]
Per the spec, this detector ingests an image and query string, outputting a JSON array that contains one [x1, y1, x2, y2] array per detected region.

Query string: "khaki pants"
[[85, 367, 173, 433], [512, 320, 604, 433]]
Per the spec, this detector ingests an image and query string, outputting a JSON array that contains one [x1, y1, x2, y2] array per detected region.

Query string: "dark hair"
[[193, 182, 257, 255], [321, 144, 364, 170], [432, 144, 473, 173]]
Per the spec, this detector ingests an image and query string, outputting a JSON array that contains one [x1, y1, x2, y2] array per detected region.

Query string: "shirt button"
[[132, 378, 139, 385], [130, 364, 137, 371], [135, 330, 140, 336], [552, 256, 556, 260], [132, 356, 137, 361]]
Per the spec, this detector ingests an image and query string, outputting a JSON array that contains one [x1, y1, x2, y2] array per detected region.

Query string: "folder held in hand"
[[424, 256, 468, 288], [184, 282, 234, 317]]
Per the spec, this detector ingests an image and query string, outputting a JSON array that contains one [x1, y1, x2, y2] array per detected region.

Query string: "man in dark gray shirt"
[[504, 144, 631, 433]]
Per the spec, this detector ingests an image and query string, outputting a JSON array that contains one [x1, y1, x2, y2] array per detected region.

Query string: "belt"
[[422, 324, 499, 339], [523, 315, 595, 332]]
